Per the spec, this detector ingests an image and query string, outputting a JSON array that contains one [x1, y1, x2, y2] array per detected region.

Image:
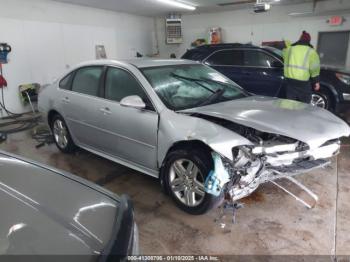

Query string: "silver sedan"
[[39, 59, 350, 214]]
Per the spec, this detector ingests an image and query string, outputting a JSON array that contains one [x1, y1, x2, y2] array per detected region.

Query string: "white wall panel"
[[156, 0, 350, 62], [0, 0, 154, 114], [23, 21, 66, 84]]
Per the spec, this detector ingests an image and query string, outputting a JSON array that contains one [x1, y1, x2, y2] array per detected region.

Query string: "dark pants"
[[285, 78, 312, 104]]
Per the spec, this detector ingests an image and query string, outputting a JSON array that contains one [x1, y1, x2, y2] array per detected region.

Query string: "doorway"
[[317, 31, 350, 68]]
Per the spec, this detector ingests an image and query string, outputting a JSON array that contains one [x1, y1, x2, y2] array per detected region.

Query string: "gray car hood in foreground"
[[0, 152, 120, 255], [182, 96, 350, 149]]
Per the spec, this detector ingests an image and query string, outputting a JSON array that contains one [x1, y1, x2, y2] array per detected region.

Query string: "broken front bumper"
[[226, 139, 340, 201], [229, 159, 331, 201]]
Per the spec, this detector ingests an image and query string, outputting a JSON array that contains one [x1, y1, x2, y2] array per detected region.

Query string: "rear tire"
[[162, 149, 223, 215], [50, 114, 77, 153]]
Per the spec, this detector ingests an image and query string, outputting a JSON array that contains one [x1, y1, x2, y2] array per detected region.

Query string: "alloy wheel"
[[53, 119, 69, 149], [311, 94, 327, 109], [169, 159, 206, 207]]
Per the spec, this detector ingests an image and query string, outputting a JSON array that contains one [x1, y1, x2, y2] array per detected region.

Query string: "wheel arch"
[[159, 139, 214, 189], [48, 109, 61, 127], [319, 81, 339, 110]]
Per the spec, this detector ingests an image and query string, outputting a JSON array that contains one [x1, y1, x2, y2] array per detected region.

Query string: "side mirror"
[[120, 95, 146, 110]]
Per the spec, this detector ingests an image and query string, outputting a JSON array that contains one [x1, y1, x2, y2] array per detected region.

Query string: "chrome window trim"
[[57, 65, 159, 115], [203, 48, 284, 69]]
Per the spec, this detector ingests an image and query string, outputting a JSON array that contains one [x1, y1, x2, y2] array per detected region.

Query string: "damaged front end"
[[206, 128, 340, 202]]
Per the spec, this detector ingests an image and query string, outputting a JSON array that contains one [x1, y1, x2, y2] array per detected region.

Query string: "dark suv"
[[182, 44, 350, 114]]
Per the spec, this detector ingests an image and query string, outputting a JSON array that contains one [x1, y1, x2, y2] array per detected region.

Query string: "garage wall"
[[156, 0, 350, 66], [0, 0, 154, 114]]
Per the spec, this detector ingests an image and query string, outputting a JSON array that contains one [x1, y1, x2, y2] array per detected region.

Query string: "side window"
[[59, 72, 74, 90], [244, 50, 281, 67], [105, 67, 154, 110], [71, 67, 103, 96], [205, 50, 244, 66]]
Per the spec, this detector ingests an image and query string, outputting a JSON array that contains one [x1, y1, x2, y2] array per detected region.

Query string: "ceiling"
[[51, 0, 316, 16]]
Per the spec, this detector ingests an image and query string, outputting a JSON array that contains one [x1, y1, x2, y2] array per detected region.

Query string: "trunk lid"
[[0, 153, 120, 255]]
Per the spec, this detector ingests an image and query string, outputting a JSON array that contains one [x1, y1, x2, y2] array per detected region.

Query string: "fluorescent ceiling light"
[[157, 0, 196, 10]]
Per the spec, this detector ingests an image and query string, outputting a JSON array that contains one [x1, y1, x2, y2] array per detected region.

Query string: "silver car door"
[[60, 66, 106, 150], [97, 66, 158, 170]]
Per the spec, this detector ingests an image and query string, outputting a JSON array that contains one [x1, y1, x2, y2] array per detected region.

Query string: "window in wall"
[[318, 31, 350, 67]]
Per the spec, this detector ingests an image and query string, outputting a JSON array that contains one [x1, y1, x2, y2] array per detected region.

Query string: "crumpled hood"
[[182, 96, 350, 149]]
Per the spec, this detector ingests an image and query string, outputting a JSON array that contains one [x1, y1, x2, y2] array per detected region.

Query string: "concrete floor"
[[0, 129, 349, 258]]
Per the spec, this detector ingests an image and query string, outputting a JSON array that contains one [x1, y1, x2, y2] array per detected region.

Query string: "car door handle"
[[62, 97, 70, 104], [100, 107, 111, 115]]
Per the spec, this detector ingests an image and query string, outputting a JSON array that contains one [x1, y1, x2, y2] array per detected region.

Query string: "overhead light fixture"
[[157, 0, 196, 10]]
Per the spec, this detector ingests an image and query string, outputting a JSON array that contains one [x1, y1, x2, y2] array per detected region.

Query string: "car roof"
[[73, 58, 199, 70], [125, 58, 199, 68], [194, 43, 258, 50], [181, 43, 263, 61]]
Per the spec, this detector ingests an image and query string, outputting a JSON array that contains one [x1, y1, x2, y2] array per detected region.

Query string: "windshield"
[[141, 64, 247, 110]]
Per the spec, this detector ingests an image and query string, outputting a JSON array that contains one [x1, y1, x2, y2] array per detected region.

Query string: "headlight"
[[336, 73, 350, 85], [232, 146, 255, 167]]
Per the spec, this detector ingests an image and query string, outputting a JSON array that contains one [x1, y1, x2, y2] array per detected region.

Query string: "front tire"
[[51, 114, 77, 153], [162, 149, 223, 215]]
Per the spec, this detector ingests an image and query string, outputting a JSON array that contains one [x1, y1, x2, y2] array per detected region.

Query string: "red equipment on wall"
[[0, 65, 6, 87], [0, 43, 11, 88], [0, 75, 7, 88], [0, 64, 7, 88]]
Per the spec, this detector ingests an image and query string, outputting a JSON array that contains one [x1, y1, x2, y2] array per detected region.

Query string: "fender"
[[320, 81, 339, 104], [157, 110, 253, 166]]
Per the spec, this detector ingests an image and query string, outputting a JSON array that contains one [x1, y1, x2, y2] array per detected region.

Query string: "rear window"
[[244, 50, 280, 67], [205, 50, 244, 66], [182, 49, 207, 61]]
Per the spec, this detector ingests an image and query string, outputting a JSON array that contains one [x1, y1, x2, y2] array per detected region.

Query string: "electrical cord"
[[0, 64, 23, 118], [0, 118, 39, 134], [31, 125, 54, 148], [0, 63, 49, 142], [0, 114, 54, 147], [0, 64, 36, 136], [0, 88, 22, 117]]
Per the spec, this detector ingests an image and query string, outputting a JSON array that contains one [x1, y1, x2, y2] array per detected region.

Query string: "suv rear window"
[[244, 50, 280, 67], [205, 50, 244, 66], [182, 49, 208, 61]]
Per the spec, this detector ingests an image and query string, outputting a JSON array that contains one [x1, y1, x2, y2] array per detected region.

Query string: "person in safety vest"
[[283, 31, 321, 104]]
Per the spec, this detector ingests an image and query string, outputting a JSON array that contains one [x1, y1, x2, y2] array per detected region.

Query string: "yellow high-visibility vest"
[[283, 45, 320, 81]]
